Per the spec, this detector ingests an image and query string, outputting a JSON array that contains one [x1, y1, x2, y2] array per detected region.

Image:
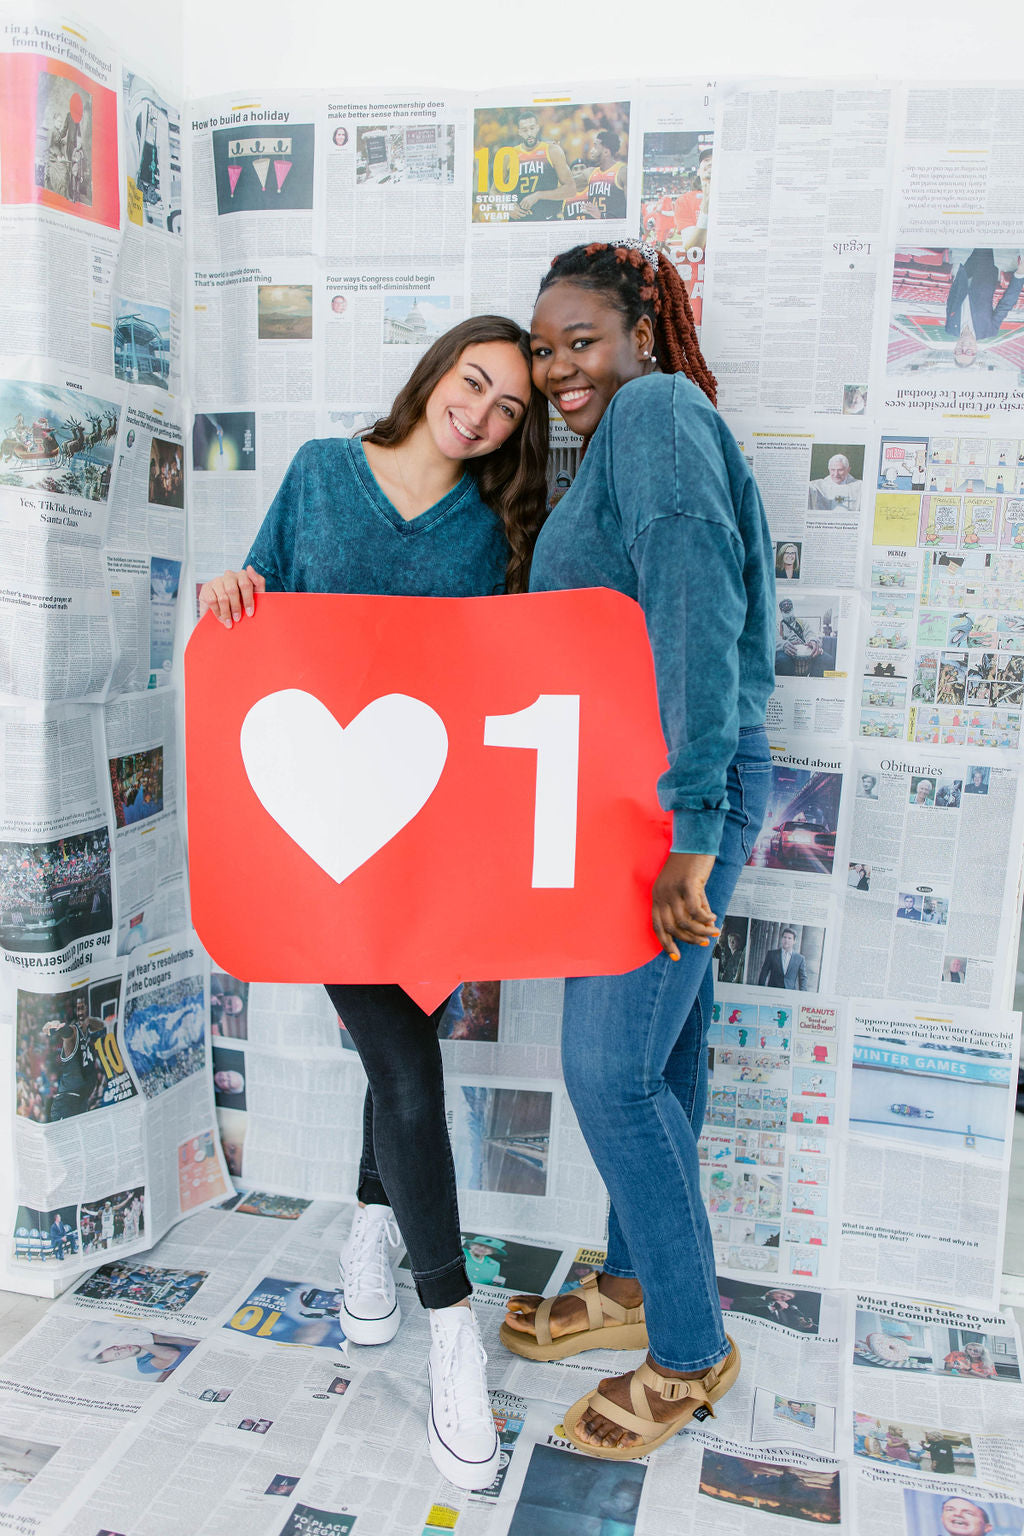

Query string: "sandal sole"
[[562, 1337, 741, 1460], [499, 1319, 649, 1362]]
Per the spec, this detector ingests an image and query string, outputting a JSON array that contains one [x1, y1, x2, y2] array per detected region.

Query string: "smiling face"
[[828, 455, 851, 483], [530, 281, 652, 439], [780, 544, 798, 571], [421, 341, 530, 464], [940, 1499, 991, 1536]]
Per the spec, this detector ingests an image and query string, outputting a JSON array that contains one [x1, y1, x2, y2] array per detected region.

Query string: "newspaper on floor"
[[0, 1188, 1021, 1534]]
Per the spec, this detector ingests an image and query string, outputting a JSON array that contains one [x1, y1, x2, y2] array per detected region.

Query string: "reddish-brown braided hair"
[[539, 241, 717, 406]]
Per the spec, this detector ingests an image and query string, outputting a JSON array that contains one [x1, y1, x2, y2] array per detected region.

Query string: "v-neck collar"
[[351, 438, 474, 532]]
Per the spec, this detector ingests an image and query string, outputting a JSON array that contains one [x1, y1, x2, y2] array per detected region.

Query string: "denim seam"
[[648, 1088, 729, 1367], [644, 960, 729, 1368], [601, 1262, 638, 1279], [678, 984, 704, 1123]]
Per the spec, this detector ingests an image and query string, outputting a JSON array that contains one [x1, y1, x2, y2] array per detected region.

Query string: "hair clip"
[[616, 238, 659, 271]]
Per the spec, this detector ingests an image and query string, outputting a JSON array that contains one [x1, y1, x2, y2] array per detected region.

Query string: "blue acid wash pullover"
[[529, 372, 776, 856], [244, 437, 508, 597]]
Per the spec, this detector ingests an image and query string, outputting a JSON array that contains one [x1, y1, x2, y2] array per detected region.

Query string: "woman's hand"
[[652, 850, 719, 960], [198, 565, 266, 628]]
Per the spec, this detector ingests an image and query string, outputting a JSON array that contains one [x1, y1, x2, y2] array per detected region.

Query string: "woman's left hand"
[[652, 851, 719, 959]]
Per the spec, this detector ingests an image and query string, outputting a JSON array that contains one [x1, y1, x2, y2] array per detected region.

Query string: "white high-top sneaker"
[[337, 1203, 401, 1345], [426, 1305, 499, 1490]]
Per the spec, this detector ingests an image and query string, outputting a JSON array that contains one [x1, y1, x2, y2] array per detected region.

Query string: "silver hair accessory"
[[616, 238, 659, 271]]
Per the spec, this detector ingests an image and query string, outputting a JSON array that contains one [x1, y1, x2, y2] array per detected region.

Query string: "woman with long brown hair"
[[501, 241, 775, 1462], [199, 315, 548, 1490]]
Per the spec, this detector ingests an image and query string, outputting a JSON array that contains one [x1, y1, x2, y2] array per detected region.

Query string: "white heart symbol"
[[240, 689, 448, 883]]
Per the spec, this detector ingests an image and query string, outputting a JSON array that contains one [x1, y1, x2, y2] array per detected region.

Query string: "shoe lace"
[[348, 1210, 399, 1299], [436, 1320, 493, 1433]]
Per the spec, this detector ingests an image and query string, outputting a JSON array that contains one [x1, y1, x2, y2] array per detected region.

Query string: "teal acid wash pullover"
[[529, 372, 776, 857], [244, 436, 508, 598]]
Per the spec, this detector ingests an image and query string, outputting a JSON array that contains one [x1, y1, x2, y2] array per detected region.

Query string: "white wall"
[[56, 0, 182, 98], [183, 0, 1019, 99]]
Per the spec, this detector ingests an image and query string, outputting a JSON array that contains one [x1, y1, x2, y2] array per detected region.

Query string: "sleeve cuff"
[[671, 806, 726, 857]]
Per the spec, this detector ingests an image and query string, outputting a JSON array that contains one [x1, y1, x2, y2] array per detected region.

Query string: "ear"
[[634, 314, 655, 359]]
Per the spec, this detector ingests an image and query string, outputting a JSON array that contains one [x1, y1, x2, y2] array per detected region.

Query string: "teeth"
[[559, 389, 591, 403], [450, 413, 478, 441]]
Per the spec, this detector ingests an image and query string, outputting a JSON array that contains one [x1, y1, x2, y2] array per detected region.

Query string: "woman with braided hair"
[[501, 241, 776, 1461]]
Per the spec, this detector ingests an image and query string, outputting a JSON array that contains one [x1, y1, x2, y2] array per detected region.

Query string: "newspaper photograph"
[[323, 95, 469, 262], [635, 82, 715, 329], [189, 94, 319, 267], [471, 99, 630, 225], [735, 424, 868, 589], [0, 22, 120, 231], [883, 247, 1024, 414], [123, 69, 182, 239], [840, 1003, 1019, 1305], [771, 591, 856, 742], [103, 688, 187, 953], [0, 358, 125, 539], [322, 266, 466, 407]]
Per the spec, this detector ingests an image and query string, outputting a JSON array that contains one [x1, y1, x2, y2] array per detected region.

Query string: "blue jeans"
[[561, 726, 771, 1372]]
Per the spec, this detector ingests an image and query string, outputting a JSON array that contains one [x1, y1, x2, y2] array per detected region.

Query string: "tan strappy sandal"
[[561, 1338, 741, 1459], [499, 1272, 648, 1361]]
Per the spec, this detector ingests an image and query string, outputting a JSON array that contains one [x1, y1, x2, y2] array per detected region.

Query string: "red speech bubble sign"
[[186, 590, 671, 1011]]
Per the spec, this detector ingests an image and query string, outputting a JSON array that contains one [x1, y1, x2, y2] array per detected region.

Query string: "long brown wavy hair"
[[363, 315, 549, 592]]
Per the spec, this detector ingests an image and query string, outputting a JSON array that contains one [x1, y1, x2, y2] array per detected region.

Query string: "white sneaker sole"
[[426, 1362, 500, 1491], [339, 1295, 400, 1345]]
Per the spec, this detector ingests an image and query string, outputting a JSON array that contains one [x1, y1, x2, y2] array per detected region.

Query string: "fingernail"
[[670, 952, 680, 962], [700, 939, 709, 947], [245, 606, 253, 617]]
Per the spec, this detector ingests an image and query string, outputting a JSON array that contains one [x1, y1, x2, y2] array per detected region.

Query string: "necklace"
[[391, 445, 414, 511]]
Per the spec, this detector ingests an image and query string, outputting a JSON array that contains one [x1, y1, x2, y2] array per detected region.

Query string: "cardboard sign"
[[186, 590, 671, 1010]]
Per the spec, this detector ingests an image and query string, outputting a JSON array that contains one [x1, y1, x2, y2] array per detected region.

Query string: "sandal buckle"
[[660, 1378, 690, 1402]]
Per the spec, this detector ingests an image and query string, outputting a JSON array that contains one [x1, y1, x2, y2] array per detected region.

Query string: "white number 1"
[[483, 695, 580, 888]]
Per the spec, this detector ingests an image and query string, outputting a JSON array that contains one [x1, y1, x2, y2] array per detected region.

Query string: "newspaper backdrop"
[[0, 16, 1022, 1534]]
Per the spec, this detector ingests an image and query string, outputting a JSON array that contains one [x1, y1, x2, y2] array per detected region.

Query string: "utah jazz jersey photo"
[[585, 163, 627, 220], [514, 142, 560, 220]]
